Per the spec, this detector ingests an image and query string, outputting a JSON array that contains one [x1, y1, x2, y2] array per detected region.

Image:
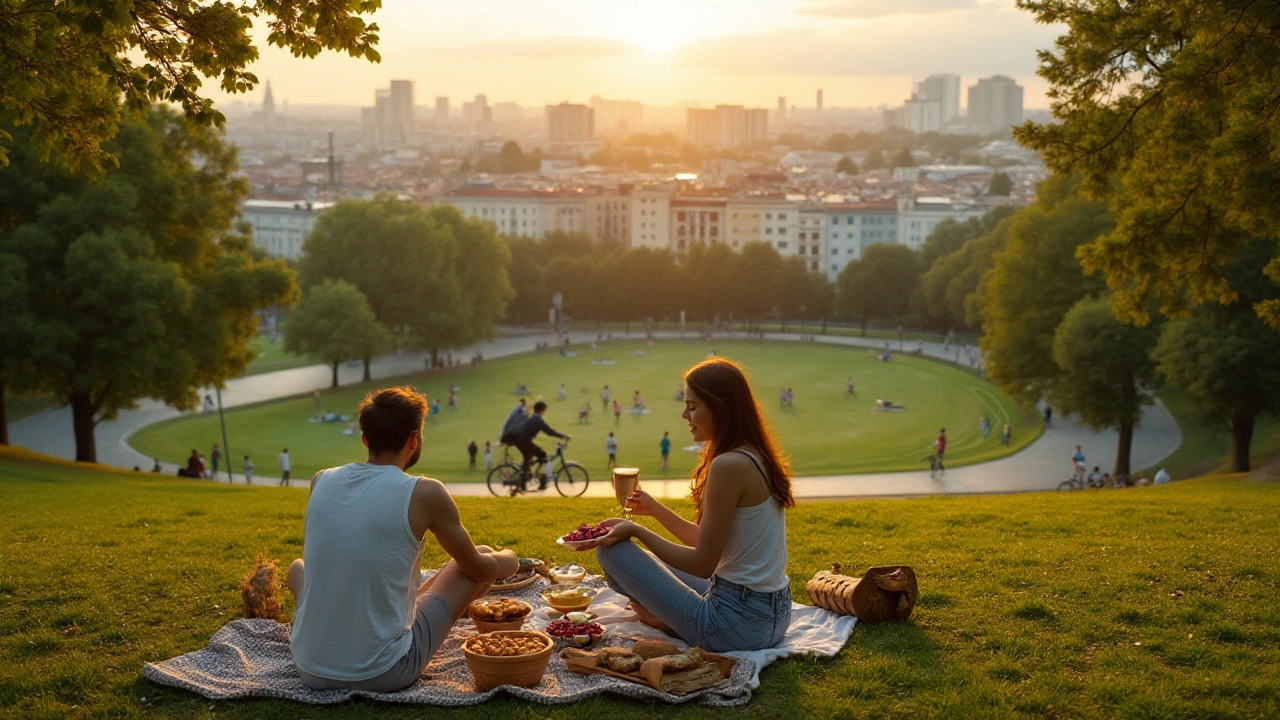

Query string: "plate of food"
[[545, 612, 606, 648], [540, 583, 597, 613], [557, 523, 610, 551], [548, 562, 587, 584], [468, 596, 533, 633], [491, 560, 542, 591]]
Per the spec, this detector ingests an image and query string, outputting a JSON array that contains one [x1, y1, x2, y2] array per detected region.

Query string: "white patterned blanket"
[[142, 575, 853, 707]]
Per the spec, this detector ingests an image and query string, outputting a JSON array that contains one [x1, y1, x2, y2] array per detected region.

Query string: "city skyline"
[[207, 0, 1062, 112]]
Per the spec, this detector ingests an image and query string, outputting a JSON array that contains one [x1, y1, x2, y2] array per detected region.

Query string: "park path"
[[8, 329, 1181, 499]]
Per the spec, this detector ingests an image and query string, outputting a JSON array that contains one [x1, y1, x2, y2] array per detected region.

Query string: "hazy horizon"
[[209, 0, 1062, 113]]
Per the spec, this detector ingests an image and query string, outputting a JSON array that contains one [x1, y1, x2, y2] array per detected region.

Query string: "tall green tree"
[[730, 242, 783, 330], [0, 108, 297, 461], [297, 196, 512, 364], [988, 171, 1013, 196], [979, 176, 1110, 403], [1015, 0, 1280, 328], [0, 0, 381, 171], [1152, 241, 1280, 472], [680, 242, 735, 323], [917, 208, 1019, 330], [1051, 296, 1161, 476], [837, 243, 920, 334], [285, 280, 391, 388], [835, 157, 858, 175], [503, 237, 551, 325]]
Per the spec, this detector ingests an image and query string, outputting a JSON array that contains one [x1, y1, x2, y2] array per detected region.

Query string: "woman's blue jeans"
[[596, 540, 790, 652]]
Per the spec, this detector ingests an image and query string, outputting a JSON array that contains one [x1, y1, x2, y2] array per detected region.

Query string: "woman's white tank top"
[[714, 449, 790, 593]]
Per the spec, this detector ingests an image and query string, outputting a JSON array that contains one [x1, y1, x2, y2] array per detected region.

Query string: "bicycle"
[[925, 453, 945, 479], [486, 442, 590, 497], [1057, 467, 1104, 491]]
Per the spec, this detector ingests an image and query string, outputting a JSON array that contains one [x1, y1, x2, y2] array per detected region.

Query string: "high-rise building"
[[816, 89, 824, 112], [903, 95, 941, 133], [434, 96, 449, 123], [474, 94, 491, 125], [967, 75, 1024, 134], [589, 96, 643, 134], [388, 80, 414, 138], [916, 74, 960, 123], [776, 96, 787, 121], [686, 106, 769, 148], [546, 102, 595, 142]]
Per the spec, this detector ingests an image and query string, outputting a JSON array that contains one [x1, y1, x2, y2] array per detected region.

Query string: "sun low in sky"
[[215, 0, 1060, 109]]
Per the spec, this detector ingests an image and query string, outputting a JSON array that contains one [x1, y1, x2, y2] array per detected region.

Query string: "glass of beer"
[[612, 467, 640, 517]]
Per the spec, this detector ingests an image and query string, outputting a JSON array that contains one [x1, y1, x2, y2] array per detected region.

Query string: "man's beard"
[[404, 444, 422, 470]]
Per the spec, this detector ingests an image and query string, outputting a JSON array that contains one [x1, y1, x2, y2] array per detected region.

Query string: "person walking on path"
[[660, 432, 671, 471], [211, 443, 222, 478], [467, 440, 478, 469], [1071, 445, 1087, 483], [1000, 422, 1012, 447], [243, 455, 254, 485], [933, 429, 947, 475], [1043, 406, 1053, 427], [980, 415, 991, 440], [606, 432, 618, 469], [279, 448, 292, 487], [483, 441, 493, 471]]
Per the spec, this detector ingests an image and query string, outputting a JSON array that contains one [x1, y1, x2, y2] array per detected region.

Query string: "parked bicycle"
[[486, 441, 590, 497], [926, 453, 945, 479], [1057, 471, 1106, 492]]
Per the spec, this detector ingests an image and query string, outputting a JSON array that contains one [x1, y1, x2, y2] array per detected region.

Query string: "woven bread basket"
[[806, 563, 918, 623]]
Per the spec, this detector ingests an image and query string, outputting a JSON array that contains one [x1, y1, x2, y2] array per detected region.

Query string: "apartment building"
[[898, 197, 985, 251], [239, 199, 334, 261], [442, 189, 585, 238], [795, 208, 827, 274], [822, 201, 899, 281], [670, 197, 727, 251], [630, 186, 672, 250], [583, 185, 632, 245]]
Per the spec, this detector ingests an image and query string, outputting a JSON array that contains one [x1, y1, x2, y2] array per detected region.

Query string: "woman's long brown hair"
[[685, 358, 794, 520]]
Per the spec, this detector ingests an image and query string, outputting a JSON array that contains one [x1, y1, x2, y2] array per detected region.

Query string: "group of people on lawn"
[[287, 358, 794, 692]]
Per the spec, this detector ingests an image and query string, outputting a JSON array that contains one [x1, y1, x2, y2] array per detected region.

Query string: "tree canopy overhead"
[[0, 0, 382, 171], [1015, 0, 1280, 328]]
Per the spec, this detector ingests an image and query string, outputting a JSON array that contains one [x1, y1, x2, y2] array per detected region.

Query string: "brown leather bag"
[[806, 563, 918, 622]]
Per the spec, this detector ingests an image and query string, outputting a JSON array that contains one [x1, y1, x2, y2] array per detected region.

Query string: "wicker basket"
[[462, 630, 554, 692], [806, 563, 918, 623]]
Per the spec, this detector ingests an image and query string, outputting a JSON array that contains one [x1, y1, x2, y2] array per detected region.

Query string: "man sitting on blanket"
[[287, 386, 519, 693]]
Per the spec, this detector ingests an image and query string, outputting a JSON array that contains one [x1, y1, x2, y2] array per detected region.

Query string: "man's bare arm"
[[409, 478, 516, 583]]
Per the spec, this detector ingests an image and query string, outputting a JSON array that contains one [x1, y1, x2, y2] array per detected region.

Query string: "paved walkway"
[[8, 329, 1182, 499]]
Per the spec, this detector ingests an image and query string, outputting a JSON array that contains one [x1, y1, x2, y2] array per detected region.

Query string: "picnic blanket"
[[142, 574, 855, 707]]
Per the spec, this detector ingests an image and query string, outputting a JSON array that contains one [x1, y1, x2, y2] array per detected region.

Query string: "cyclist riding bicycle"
[[498, 398, 528, 446], [1071, 445, 1086, 482], [514, 401, 570, 490]]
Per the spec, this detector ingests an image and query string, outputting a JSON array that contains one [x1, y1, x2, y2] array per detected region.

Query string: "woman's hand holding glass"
[[622, 488, 659, 517]]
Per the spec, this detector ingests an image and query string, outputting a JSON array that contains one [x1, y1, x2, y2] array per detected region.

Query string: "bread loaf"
[[806, 563, 918, 622]]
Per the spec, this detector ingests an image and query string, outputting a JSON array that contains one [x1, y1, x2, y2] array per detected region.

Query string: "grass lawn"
[[2, 449, 1278, 719], [1143, 390, 1280, 480], [241, 335, 313, 377], [129, 340, 1039, 484]]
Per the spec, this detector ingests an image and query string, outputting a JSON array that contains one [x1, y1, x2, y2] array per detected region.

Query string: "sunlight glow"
[[603, 2, 701, 55]]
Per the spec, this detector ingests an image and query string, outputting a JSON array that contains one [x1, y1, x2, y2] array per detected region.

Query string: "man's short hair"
[[358, 387, 427, 455], [533, 400, 548, 413]]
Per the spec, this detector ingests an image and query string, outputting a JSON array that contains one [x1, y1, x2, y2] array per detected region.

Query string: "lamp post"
[[216, 387, 232, 483]]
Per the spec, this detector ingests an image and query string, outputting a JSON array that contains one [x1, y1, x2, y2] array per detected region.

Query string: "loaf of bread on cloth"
[[638, 648, 721, 694], [595, 647, 644, 673]]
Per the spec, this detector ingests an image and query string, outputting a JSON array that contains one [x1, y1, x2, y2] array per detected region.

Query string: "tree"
[[285, 280, 391, 388], [835, 157, 858, 175], [729, 242, 783, 330], [863, 151, 885, 171], [1050, 296, 1161, 476], [503, 237, 551, 325], [916, 208, 1019, 330], [978, 176, 1110, 404], [0, 0, 381, 172], [0, 108, 297, 461], [680, 242, 735, 322], [297, 196, 512, 365], [837, 244, 920, 334], [775, 256, 821, 331], [1152, 241, 1280, 472], [890, 148, 915, 169], [1015, 0, 1280, 328], [0, 254, 35, 444], [988, 171, 1013, 196]]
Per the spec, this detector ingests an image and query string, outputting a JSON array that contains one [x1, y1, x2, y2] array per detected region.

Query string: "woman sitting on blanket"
[[593, 358, 794, 652]]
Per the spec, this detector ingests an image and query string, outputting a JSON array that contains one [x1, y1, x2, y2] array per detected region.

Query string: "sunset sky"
[[215, 0, 1063, 110]]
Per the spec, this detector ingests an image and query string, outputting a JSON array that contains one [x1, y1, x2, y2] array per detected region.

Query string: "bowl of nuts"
[[468, 596, 533, 633], [461, 630, 554, 691]]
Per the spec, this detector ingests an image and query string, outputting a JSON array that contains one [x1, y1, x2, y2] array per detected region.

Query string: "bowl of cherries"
[[545, 612, 606, 648], [557, 523, 610, 551]]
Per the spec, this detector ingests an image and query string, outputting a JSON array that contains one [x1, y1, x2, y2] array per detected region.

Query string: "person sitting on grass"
[[287, 386, 519, 693], [591, 358, 795, 653]]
